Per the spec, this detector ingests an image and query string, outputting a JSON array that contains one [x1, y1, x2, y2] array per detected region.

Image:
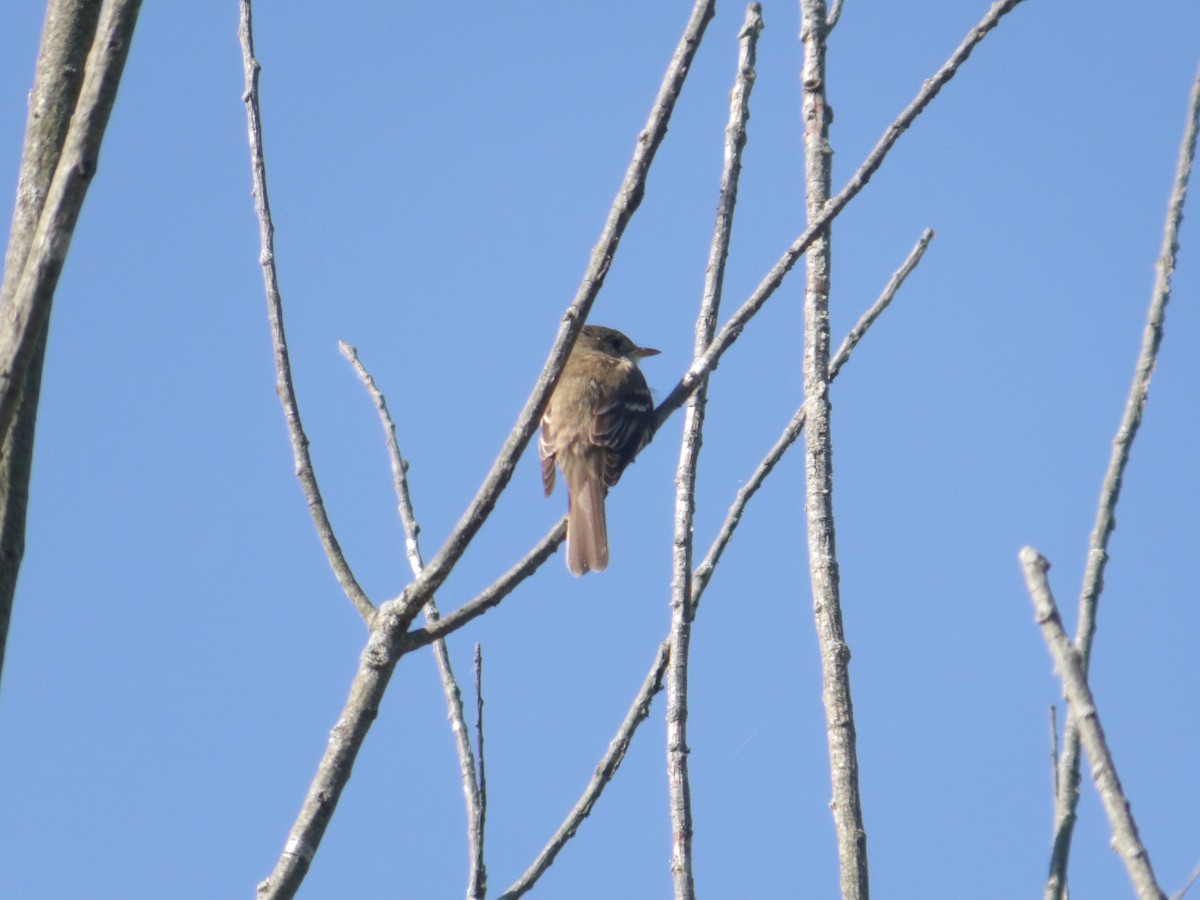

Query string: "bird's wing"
[[591, 365, 654, 488], [538, 412, 557, 497]]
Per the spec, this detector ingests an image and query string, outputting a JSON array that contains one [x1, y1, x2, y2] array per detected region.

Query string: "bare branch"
[[653, 0, 1026, 431], [471, 644, 488, 900], [826, 0, 846, 30], [668, 8, 762, 897], [0, 0, 105, 687], [798, 1, 869, 895], [1020, 549, 1165, 900], [405, 522, 566, 652], [339, 341, 423, 574], [391, 0, 1011, 642], [1075, 63, 1199, 680], [829, 229, 933, 379], [0, 0, 142, 450], [0, 5, 139, 670], [339, 341, 484, 898], [239, 2, 374, 624], [1049, 64, 1200, 900], [676, 0, 763, 603], [499, 641, 671, 900]]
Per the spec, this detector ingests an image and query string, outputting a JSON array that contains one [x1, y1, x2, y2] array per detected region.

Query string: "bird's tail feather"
[[566, 464, 608, 576]]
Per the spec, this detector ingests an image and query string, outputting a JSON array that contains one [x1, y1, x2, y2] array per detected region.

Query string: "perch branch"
[[407, 212, 924, 655]]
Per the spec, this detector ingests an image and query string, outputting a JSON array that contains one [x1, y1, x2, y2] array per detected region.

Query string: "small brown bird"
[[540, 325, 659, 576]]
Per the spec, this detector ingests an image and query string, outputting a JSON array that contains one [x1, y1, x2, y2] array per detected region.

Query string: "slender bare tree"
[[2, 2, 1195, 899]]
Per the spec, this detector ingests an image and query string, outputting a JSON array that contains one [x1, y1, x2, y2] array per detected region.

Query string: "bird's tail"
[[565, 460, 608, 576]]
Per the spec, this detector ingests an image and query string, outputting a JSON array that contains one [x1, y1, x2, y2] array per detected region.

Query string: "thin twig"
[[472, 644, 488, 900], [1020, 549, 1165, 900], [829, 229, 933, 379], [405, 521, 567, 652], [668, 9, 762, 898], [239, 1, 374, 625], [1075, 64, 1200, 687], [257, 5, 716, 895], [1171, 860, 1200, 900], [652, 0, 1026, 432], [692, 228, 933, 608], [826, 0, 846, 30], [499, 641, 671, 900], [1048, 64, 1200, 900], [338, 342, 423, 574], [338, 341, 484, 899], [798, 2, 868, 895], [0, 0, 142, 451]]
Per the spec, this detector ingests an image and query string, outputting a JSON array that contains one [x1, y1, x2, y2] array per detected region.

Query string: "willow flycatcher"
[[540, 325, 659, 575]]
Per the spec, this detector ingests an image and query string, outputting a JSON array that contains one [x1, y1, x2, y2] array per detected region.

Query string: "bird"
[[539, 325, 659, 576]]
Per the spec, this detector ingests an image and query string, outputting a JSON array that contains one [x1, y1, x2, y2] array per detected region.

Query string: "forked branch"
[[340, 341, 485, 898], [254, 2, 717, 894], [1021, 549, 1164, 900]]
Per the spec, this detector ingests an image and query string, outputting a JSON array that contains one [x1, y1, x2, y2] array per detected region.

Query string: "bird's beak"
[[634, 346, 661, 360]]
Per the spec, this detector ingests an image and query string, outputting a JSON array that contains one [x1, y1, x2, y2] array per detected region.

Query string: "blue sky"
[[1, 2, 1198, 897]]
